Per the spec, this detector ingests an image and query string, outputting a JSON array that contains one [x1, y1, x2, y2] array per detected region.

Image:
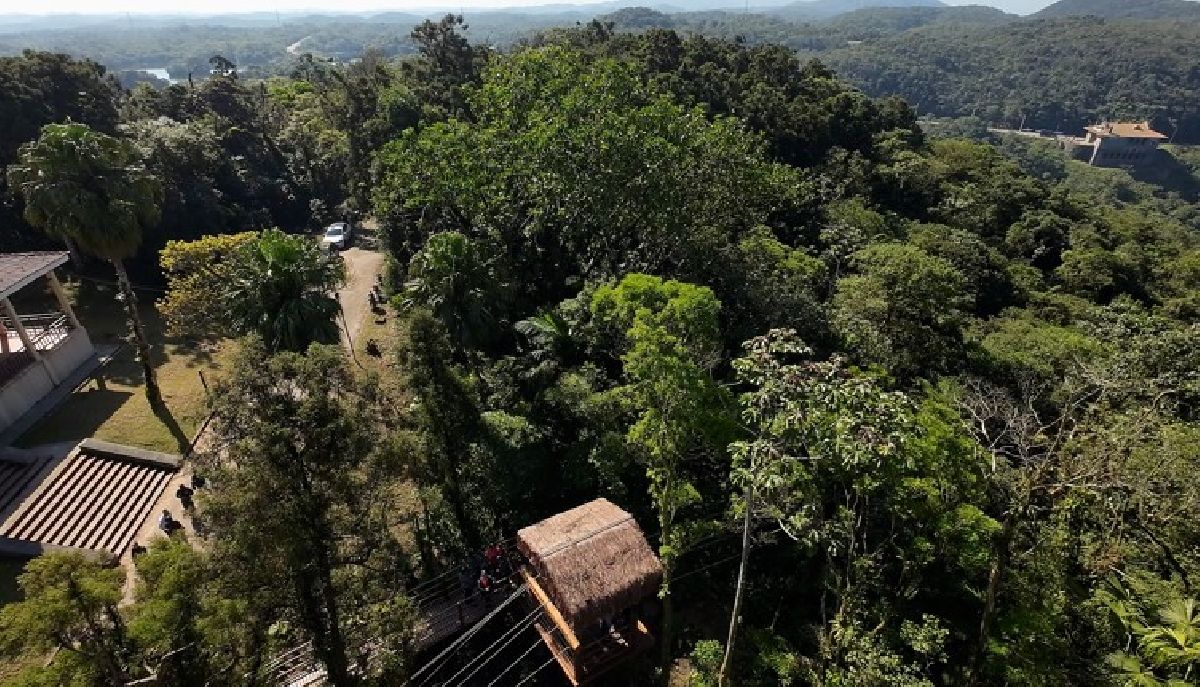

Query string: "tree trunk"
[[63, 236, 83, 269], [968, 510, 1016, 687], [442, 464, 481, 551], [659, 564, 674, 681], [294, 566, 352, 687], [111, 260, 160, 405], [718, 485, 756, 687], [317, 550, 352, 687]]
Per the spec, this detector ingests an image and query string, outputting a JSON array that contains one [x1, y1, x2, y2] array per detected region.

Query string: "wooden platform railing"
[[532, 614, 652, 686]]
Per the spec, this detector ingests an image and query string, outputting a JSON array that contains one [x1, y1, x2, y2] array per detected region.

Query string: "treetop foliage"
[[1, 15, 1199, 687]]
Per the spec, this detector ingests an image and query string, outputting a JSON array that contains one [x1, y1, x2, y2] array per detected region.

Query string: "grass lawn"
[[13, 276, 227, 455]]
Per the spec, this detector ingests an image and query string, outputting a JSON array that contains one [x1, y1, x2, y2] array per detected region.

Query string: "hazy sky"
[[3, 0, 1067, 17], [5, 0, 588, 13]]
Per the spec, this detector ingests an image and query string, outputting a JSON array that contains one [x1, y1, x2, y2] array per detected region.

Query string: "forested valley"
[[1, 11, 1199, 687], [7, 0, 1200, 143]]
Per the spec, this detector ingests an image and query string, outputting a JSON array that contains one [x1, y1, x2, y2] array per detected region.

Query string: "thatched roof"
[[518, 498, 663, 634]]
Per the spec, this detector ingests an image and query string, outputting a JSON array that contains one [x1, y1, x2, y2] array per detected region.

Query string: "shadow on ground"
[[15, 388, 133, 449]]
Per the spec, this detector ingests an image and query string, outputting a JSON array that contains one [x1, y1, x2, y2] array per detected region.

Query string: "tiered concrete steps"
[[0, 439, 180, 558], [0, 453, 53, 515]]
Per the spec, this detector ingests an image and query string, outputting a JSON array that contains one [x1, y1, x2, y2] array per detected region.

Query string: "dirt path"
[[337, 246, 386, 349], [120, 241, 384, 601]]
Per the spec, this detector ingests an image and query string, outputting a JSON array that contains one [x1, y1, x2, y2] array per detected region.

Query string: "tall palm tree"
[[400, 231, 499, 351], [234, 228, 345, 353], [7, 122, 164, 403]]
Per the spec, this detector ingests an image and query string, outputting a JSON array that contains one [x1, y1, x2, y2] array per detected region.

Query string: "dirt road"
[[337, 246, 386, 349]]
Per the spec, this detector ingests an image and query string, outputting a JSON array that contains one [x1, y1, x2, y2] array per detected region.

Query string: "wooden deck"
[[534, 618, 653, 686], [414, 574, 523, 651]]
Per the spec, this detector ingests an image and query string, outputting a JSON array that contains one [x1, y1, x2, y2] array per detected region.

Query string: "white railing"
[[1, 313, 72, 352]]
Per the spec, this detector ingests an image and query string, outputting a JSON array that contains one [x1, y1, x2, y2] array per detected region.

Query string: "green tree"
[[1107, 586, 1200, 686], [1055, 247, 1130, 302], [160, 228, 345, 352], [405, 14, 488, 120], [197, 339, 415, 687], [373, 46, 802, 316], [400, 231, 505, 352], [127, 539, 209, 686], [233, 229, 344, 352], [832, 243, 970, 379], [7, 122, 164, 403], [0, 50, 121, 253], [908, 223, 1015, 315], [0, 553, 130, 685], [727, 228, 829, 347], [397, 309, 488, 551], [720, 329, 914, 685], [590, 274, 736, 671]]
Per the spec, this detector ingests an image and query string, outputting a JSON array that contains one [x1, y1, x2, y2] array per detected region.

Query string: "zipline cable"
[[421, 606, 541, 687], [484, 638, 545, 687], [407, 583, 528, 685], [438, 607, 544, 687], [412, 521, 780, 684], [418, 522, 774, 681], [510, 655, 556, 687], [673, 526, 784, 584]]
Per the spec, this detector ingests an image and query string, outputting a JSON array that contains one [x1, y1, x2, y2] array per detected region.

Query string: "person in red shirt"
[[478, 571, 493, 606]]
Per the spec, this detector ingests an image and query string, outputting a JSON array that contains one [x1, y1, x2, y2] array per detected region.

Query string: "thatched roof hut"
[[518, 498, 663, 636]]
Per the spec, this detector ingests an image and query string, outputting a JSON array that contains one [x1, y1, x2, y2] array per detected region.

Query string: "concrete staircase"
[[0, 439, 179, 558]]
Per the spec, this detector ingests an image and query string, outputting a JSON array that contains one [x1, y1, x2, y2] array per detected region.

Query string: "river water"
[[135, 67, 178, 84]]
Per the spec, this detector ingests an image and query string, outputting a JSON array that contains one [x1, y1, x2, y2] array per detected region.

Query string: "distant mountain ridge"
[[1033, 0, 1200, 17], [825, 5, 1015, 32], [772, 0, 946, 19]]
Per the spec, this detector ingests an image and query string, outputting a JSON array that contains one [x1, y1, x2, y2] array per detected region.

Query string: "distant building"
[[1058, 121, 1167, 167]]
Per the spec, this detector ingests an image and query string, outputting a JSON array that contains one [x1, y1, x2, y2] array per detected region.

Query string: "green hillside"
[[826, 17, 1200, 141], [1034, 0, 1200, 19]]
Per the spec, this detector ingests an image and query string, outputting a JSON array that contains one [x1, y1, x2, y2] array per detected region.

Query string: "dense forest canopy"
[[0, 8, 1198, 687], [6, 0, 1200, 142]]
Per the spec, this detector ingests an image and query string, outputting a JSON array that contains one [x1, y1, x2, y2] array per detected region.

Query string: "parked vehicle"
[[321, 222, 351, 250]]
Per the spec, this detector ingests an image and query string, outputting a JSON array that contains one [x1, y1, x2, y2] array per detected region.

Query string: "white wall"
[[0, 362, 54, 432], [0, 328, 95, 434]]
